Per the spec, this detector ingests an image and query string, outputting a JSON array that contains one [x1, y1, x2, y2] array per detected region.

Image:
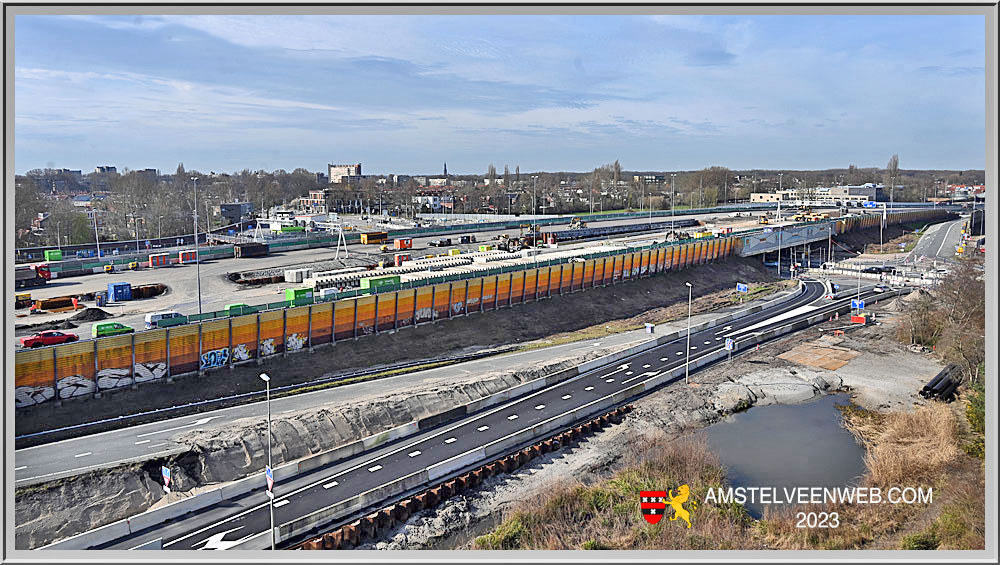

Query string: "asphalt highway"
[[907, 218, 965, 261], [86, 279, 876, 551]]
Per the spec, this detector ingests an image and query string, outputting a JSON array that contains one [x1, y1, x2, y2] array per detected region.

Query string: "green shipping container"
[[359, 275, 401, 290], [44, 249, 63, 261], [284, 287, 314, 302]]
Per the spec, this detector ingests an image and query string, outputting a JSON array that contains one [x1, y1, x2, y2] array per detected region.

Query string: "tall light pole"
[[134, 212, 141, 254], [684, 282, 693, 384], [192, 177, 203, 315], [260, 373, 275, 551], [92, 209, 102, 260], [670, 174, 677, 232], [158, 215, 163, 241]]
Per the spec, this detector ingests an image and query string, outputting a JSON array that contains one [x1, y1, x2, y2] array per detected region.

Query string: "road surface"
[[79, 280, 866, 551]]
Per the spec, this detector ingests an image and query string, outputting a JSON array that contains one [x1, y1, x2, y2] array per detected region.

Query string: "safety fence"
[[14, 208, 951, 409], [14, 237, 739, 409]]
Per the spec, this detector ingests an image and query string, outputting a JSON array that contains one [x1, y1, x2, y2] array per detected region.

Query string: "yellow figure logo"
[[666, 484, 698, 528]]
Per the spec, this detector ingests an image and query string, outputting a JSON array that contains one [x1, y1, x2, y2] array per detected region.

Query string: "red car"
[[20, 330, 79, 348]]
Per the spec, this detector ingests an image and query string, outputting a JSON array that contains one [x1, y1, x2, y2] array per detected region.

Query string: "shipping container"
[[279, 225, 306, 233], [393, 238, 413, 250], [448, 249, 461, 256], [284, 287, 314, 305], [359, 275, 401, 291], [234, 242, 269, 258], [361, 231, 389, 244], [394, 253, 412, 266], [107, 282, 132, 302], [44, 249, 63, 261], [179, 249, 198, 264]]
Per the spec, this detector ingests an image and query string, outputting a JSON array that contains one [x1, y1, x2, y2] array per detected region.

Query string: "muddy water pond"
[[702, 393, 867, 518]]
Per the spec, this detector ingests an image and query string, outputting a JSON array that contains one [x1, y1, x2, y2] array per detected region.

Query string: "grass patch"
[[900, 531, 939, 550]]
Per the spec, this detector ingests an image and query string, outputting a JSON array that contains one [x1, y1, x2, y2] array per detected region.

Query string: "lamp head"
[[259, 373, 270, 382], [685, 282, 692, 288]]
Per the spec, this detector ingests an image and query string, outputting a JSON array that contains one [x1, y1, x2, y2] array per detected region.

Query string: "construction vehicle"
[[15, 264, 51, 289], [758, 215, 770, 225], [379, 244, 390, 253], [128, 261, 140, 270], [104, 264, 115, 274], [569, 217, 587, 229], [15, 292, 33, 309]]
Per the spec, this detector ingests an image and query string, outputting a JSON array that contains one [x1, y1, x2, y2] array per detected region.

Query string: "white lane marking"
[[323, 480, 339, 489], [584, 386, 594, 391], [147, 443, 168, 449], [622, 371, 661, 385], [368, 465, 382, 472], [726, 304, 819, 336], [691, 346, 697, 350], [625, 371, 633, 375], [445, 437, 457, 444], [714, 326, 732, 335], [561, 394, 572, 400], [606, 378, 615, 383], [134, 440, 150, 445], [477, 425, 489, 432], [935, 222, 958, 257], [408, 450, 421, 457], [716, 337, 722, 341], [704, 341, 711, 345], [15, 466, 27, 471], [601, 364, 631, 378], [192, 527, 252, 550], [273, 499, 290, 508], [16, 449, 179, 484], [507, 415, 518, 421], [74, 452, 92, 458], [535, 404, 545, 410], [135, 416, 220, 439], [643, 364, 651, 368], [660, 357, 669, 361], [676, 351, 683, 356]]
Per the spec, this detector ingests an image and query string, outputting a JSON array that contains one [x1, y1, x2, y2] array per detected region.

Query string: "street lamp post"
[[134, 213, 141, 254], [670, 173, 677, 232], [92, 210, 102, 260], [158, 215, 163, 241], [192, 177, 203, 315], [260, 373, 275, 551], [685, 282, 693, 384]]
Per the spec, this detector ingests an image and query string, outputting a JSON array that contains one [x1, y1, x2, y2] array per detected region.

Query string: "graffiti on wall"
[[260, 338, 276, 357], [287, 333, 306, 351], [232, 343, 252, 362], [200, 347, 230, 369]]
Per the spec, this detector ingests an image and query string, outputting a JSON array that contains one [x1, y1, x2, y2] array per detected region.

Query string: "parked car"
[[144, 311, 184, 329], [429, 238, 452, 247], [20, 330, 80, 348], [91, 322, 135, 338], [862, 266, 882, 274], [873, 284, 887, 293]]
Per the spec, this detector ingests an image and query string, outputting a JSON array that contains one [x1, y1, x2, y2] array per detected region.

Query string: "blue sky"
[[14, 14, 986, 175]]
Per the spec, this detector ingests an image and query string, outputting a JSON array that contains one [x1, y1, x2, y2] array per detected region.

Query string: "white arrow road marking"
[[714, 326, 732, 335], [135, 417, 220, 439], [601, 364, 631, 378], [74, 452, 91, 458], [273, 499, 290, 508], [623, 371, 661, 385], [323, 480, 339, 489], [193, 527, 253, 550]]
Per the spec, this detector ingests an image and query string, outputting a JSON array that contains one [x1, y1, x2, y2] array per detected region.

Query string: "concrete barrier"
[[428, 448, 487, 481], [272, 470, 430, 546], [126, 488, 225, 533], [38, 518, 132, 550]]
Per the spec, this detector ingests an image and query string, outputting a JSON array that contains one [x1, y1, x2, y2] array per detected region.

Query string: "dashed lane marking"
[[368, 465, 382, 472], [584, 387, 594, 391], [477, 426, 489, 432], [323, 480, 339, 489], [408, 451, 421, 457], [274, 499, 290, 508], [507, 415, 518, 421], [606, 378, 615, 383], [74, 452, 91, 458], [535, 405, 545, 410], [445, 438, 457, 444]]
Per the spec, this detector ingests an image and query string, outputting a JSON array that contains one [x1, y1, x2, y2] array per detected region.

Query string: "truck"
[[234, 241, 269, 258], [360, 231, 388, 245], [15, 264, 51, 289]]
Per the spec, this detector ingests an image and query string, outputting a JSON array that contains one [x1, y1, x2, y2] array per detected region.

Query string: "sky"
[[13, 13, 987, 175]]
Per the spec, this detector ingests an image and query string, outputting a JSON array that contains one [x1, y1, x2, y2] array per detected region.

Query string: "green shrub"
[[900, 531, 940, 550]]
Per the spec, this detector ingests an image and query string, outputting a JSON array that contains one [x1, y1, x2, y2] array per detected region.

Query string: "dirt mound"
[[69, 308, 112, 322], [14, 320, 80, 332]]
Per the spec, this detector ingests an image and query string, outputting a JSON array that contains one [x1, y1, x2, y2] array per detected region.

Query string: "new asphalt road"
[[80, 280, 878, 551]]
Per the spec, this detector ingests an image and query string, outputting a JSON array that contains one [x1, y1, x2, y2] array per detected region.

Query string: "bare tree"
[[886, 154, 899, 209]]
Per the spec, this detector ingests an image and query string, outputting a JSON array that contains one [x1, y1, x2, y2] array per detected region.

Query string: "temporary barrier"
[[15, 208, 950, 408], [179, 250, 198, 264]]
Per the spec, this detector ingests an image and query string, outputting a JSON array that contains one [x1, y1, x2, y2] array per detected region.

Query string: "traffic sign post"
[[725, 338, 734, 362], [161, 466, 171, 494], [736, 282, 748, 303], [851, 299, 865, 310], [265, 466, 274, 498]]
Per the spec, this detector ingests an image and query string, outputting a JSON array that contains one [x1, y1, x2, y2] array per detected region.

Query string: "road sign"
[[161, 466, 171, 493], [833, 284, 840, 290], [725, 338, 734, 351], [265, 466, 274, 495], [736, 283, 748, 293], [851, 299, 865, 310], [862, 201, 877, 208]]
